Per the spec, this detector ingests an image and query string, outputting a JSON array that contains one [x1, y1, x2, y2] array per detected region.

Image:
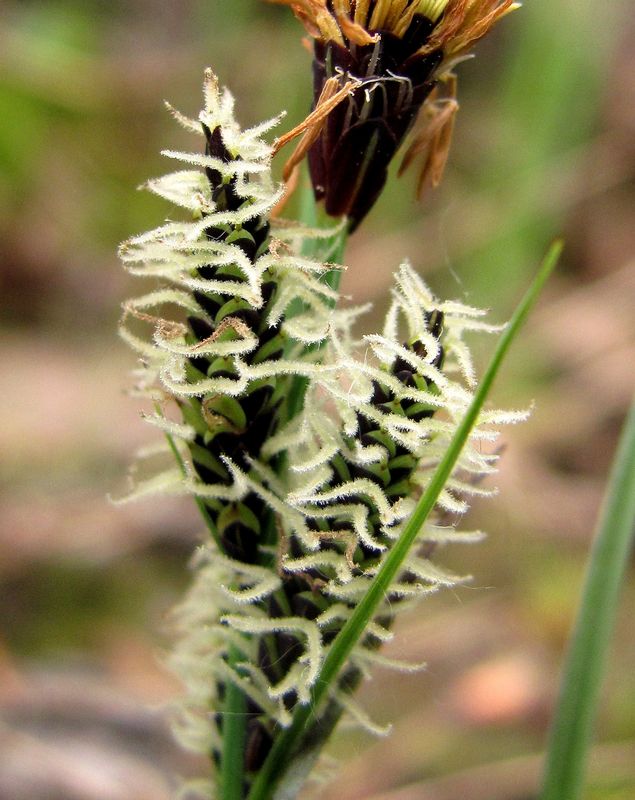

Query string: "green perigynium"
[[119, 69, 526, 797]]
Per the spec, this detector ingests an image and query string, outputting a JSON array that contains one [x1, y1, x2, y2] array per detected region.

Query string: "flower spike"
[[271, 0, 519, 229], [120, 68, 519, 796]]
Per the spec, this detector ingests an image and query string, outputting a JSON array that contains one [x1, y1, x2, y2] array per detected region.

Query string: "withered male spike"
[[308, 13, 443, 229], [272, 0, 518, 229]]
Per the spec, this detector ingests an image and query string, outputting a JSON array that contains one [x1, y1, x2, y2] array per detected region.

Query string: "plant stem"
[[247, 241, 563, 800], [221, 645, 248, 800], [540, 394, 635, 800]]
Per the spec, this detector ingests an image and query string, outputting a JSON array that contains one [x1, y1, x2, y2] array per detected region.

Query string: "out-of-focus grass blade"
[[540, 395, 635, 800], [247, 241, 563, 800], [460, 0, 622, 309]]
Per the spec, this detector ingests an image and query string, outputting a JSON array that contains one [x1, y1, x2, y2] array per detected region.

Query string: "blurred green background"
[[1, 1, 634, 798]]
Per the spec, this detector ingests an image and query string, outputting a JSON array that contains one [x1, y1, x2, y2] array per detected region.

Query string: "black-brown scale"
[[309, 10, 444, 229], [185, 124, 284, 563]]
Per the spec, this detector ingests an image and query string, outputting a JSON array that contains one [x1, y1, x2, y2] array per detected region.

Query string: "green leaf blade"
[[540, 393, 635, 800]]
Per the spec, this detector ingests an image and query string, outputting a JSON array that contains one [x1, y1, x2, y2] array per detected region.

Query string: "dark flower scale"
[[308, 13, 442, 227], [182, 122, 282, 565]]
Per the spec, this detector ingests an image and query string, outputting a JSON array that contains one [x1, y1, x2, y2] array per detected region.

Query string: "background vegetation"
[[0, 1, 633, 798]]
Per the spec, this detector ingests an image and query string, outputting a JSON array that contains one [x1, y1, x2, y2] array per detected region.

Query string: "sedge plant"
[[116, 2, 573, 798]]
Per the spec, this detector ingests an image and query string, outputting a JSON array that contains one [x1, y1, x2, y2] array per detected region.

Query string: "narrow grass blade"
[[247, 241, 563, 800], [540, 394, 635, 800]]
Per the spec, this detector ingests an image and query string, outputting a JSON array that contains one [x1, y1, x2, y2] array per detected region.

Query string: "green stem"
[[221, 645, 248, 800], [540, 394, 635, 800], [247, 242, 563, 800]]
